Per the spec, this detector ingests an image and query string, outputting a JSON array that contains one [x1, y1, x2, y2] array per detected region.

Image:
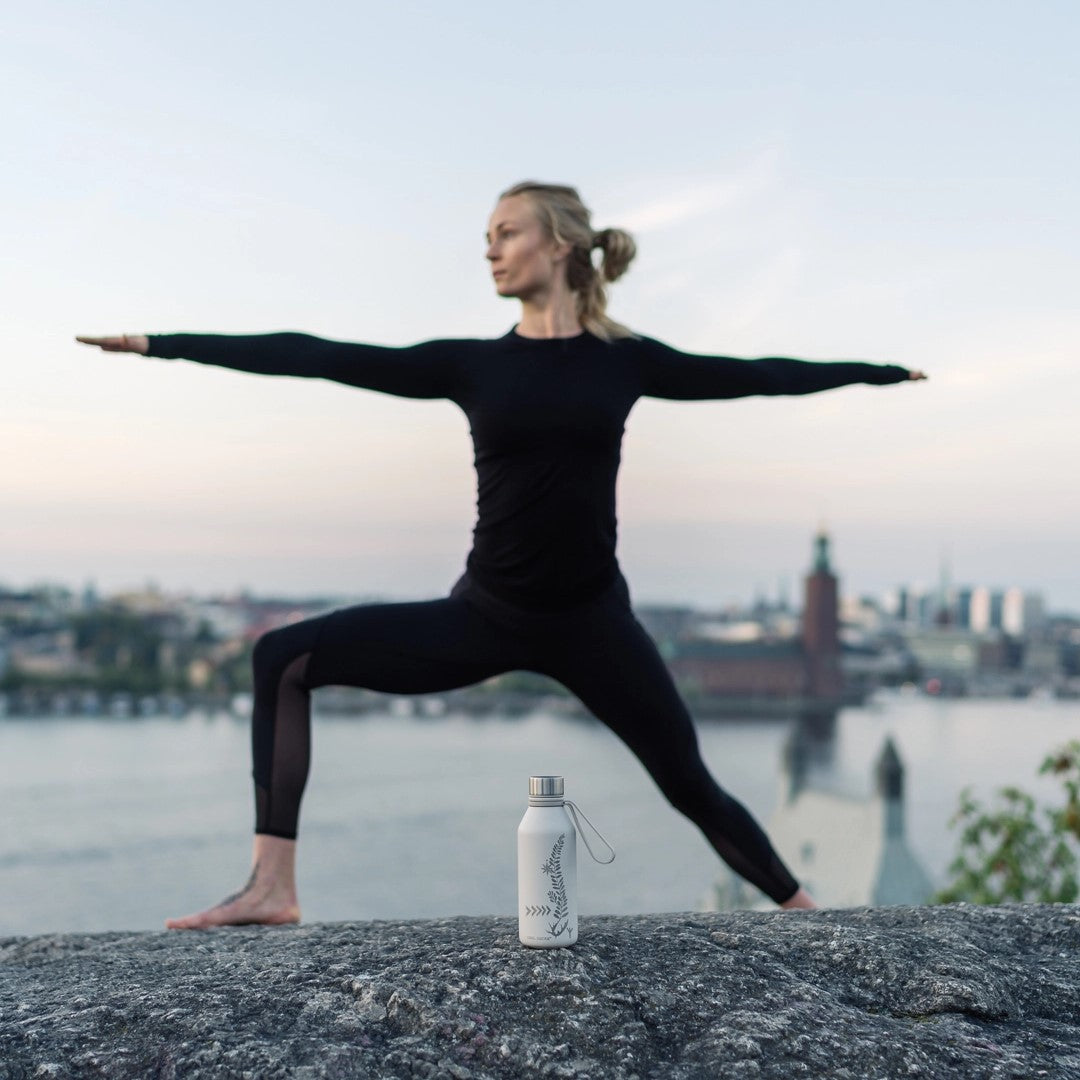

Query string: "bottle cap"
[[529, 775, 564, 798]]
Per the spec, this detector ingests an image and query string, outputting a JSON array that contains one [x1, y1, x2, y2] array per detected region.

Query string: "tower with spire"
[[756, 735, 933, 908], [802, 529, 843, 701]]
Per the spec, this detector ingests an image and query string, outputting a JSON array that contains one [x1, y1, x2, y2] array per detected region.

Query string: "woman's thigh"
[[540, 600, 704, 776], [303, 595, 529, 695]]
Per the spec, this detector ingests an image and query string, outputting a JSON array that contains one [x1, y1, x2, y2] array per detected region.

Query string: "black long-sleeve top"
[[147, 328, 909, 609]]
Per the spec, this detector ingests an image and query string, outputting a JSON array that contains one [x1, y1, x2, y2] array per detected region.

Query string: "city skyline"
[[4, 3, 1078, 607], [1, 535, 1064, 626]]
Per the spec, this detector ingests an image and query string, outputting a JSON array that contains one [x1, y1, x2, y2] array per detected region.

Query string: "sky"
[[3, 1, 1078, 609]]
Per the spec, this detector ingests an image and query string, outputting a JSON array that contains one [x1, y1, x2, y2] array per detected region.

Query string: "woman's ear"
[[550, 240, 573, 263]]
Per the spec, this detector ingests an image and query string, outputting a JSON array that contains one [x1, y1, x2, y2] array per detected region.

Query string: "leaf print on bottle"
[[539, 833, 571, 939]]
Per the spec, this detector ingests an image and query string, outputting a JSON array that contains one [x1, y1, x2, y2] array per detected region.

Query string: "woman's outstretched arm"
[[76, 331, 463, 400], [638, 336, 925, 401]]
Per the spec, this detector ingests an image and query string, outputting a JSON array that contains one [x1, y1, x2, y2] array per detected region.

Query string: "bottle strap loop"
[[564, 800, 616, 864]]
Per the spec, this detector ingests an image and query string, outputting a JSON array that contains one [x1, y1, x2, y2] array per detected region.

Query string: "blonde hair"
[[499, 181, 637, 341]]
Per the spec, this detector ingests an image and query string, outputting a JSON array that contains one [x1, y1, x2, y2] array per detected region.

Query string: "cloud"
[[618, 184, 747, 232], [614, 149, 783, 233]]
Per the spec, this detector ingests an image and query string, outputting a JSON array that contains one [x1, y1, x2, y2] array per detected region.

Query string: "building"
[[900, 578, 1058, 694], [662, 530, 850, 714], [765, 735, 934, 907]]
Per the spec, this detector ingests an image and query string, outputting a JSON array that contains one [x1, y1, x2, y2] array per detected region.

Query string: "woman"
[[79, 181, 925, 928]]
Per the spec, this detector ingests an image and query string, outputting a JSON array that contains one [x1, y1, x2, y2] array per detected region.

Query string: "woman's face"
[[485, 195, 567, 301]]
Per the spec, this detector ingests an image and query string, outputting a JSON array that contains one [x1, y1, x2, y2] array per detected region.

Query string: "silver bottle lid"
[[529, 775, 564, 798]]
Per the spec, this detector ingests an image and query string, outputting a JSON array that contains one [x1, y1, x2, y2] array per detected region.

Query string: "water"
[[3, 694, 1077, 936]]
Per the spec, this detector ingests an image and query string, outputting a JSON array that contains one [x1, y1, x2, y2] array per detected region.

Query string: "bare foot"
[[780, 887, 818, 911], [166, 861, 301, 930]]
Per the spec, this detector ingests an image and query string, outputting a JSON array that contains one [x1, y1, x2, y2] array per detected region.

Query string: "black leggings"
[[250, 573, 800, 904]]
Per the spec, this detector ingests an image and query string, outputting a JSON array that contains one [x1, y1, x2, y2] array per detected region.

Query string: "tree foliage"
[[936, 741, 1080, 904]]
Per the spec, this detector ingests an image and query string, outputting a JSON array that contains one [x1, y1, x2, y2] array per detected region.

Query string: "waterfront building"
[[898, 577, 1056, 693], [902, 628, 982, 680], [989, 590, 1006, 632], [1022, 639, 1061, 680], [1002, 586, 1046, 636], [708, 730, 933, 909], [968, 585, 992, 633], [766, 736, 934, 908], [803, 531, 842, 700], [663, 530, 848, 713]]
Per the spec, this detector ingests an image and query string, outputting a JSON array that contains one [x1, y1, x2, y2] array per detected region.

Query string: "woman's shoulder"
[[600, 332, 673, 366], [600, 329, 664, 351]]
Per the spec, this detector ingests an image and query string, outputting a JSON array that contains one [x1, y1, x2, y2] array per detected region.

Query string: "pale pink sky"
[[3, 2, 1078, 608]]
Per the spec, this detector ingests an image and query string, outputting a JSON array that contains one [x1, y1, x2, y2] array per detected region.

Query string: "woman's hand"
[[75, 334, 150, 355], [907, 369, 928, 381]]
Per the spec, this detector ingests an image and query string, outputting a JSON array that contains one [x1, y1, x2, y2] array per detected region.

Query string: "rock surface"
[[1, 906, 1079, 1079]]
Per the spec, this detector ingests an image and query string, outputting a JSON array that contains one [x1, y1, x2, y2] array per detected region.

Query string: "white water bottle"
[[517, 775, 615, 948], [518, 775, 578, 948]]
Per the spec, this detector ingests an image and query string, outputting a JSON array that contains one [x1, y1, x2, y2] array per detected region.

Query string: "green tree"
[[936, 741, 1080, 904]]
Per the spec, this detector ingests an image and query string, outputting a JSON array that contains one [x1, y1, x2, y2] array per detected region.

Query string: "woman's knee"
[[252, 620, 321, 683], [650, 756, 729, 821]]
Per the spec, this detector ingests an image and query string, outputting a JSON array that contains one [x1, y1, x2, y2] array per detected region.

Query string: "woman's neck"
[[514, 285, 582, 340]]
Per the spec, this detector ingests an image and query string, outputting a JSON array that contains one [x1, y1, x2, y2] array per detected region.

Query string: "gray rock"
[[1, 906, 1079, 1079]]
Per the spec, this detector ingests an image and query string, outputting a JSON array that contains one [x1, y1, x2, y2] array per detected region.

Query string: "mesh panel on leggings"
[[261, 652, 313, 838], [250, 615, 326, 840]]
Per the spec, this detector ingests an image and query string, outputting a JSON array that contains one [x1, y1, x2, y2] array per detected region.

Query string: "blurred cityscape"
[[3, 531, 1079, 719]]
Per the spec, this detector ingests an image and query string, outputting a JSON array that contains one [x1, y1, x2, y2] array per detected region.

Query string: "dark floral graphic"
[[539, 833, 572, 939]]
